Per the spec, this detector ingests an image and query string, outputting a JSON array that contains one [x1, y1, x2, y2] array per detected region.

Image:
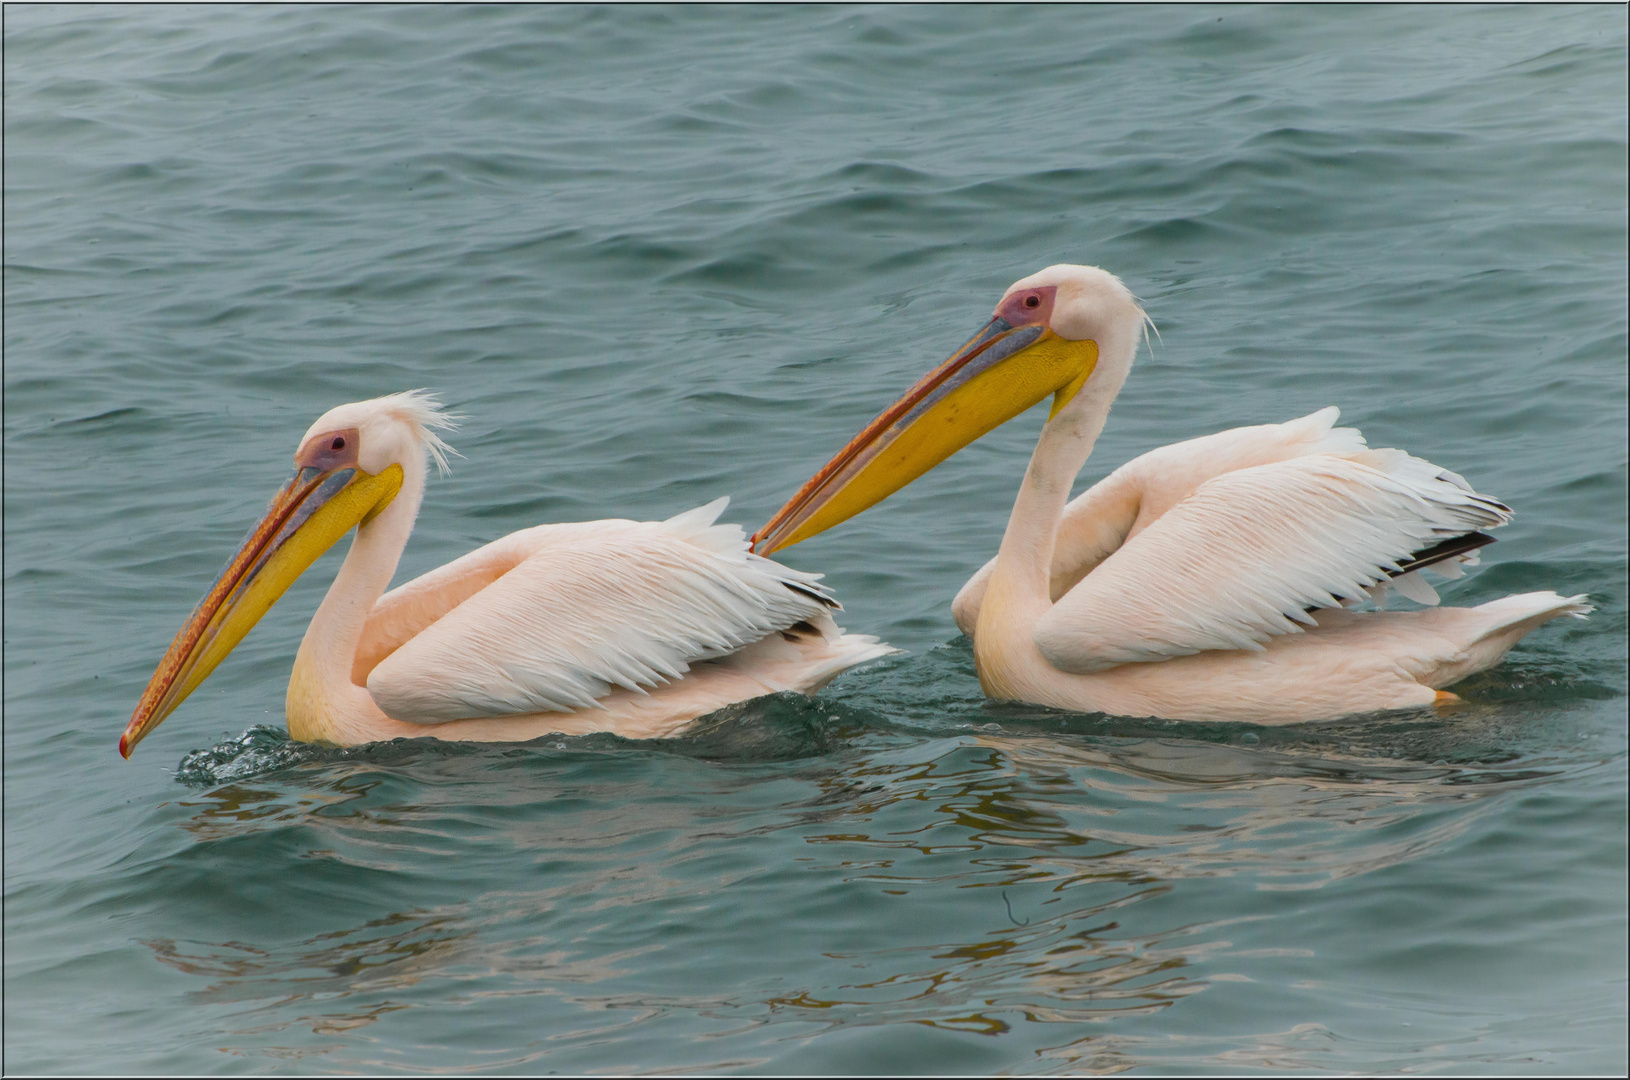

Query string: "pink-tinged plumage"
[[959, 266, 1589, 722], [763, 264, 1590, 724], [126, 391, 896, 755], [304, 492, 894, 746]]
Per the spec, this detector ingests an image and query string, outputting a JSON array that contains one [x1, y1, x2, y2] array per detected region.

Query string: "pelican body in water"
[[122, 391, 895, 757], [752, 264, 1589, 724]]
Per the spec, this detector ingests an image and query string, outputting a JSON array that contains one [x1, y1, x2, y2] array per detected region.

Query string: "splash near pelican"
[[123, 391, 895, 757], [754, 265, 1589, 723]]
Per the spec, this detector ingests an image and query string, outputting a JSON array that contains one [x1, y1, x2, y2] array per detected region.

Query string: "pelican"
[[121, 391, 896, 757], [752, 264, 1590, 723]]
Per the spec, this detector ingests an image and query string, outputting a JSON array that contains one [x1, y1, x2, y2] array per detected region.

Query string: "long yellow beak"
[[752, 318, 1098, 555], [120, 463, 403, 758]]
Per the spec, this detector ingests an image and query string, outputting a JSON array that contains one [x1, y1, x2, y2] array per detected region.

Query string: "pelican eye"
[[1024, 294, 1040, 309], [330, 436, 346, 451]]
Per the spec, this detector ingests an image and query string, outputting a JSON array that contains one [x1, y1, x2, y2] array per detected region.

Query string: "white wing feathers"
[[1114, 405, 1369, 544], [367, 498, 838, 721], [1033, 449, 1512, 674], [955, 407, 1368, 636]]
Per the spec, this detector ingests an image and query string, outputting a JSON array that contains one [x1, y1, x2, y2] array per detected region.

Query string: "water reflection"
[[144, 900, 663, 1045], [148, 909, 468, 1007], [142, 713, 1571, 1068], [725, 726, 1557, 1046], [762, 883, 1216, 1034], [970, 733, 1521, 889], [792, 729, 1538, 891]]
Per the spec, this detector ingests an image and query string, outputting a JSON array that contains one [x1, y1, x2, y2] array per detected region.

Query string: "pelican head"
[[120, 391, 455, 757], [752, 264, 1146, 555]]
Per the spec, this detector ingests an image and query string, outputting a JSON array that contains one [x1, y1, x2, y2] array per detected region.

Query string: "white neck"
[[287, 463, 424, 741], [992, 380, 1116, 605], [991, 319, 1134, 583], [971, 320, 1141, 687]]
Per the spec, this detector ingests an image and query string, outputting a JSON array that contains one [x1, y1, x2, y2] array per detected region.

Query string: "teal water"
[[4, 4, 1626, 1073]]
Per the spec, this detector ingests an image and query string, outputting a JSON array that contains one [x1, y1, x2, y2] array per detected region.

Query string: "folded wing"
[[366, 499, 838, 721], [955, 407, 1366, 635], [1032, 450, 1512, 673]]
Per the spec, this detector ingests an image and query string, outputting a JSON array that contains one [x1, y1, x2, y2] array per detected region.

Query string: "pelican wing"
[[1032, 450, 1512, 674], [353, 534, 530, 686], [365, 499, 836, 721], [955, 407, 1367, 635]]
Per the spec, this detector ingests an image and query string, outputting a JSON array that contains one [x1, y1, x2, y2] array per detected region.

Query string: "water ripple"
[[5, 3, 1624, 1073]]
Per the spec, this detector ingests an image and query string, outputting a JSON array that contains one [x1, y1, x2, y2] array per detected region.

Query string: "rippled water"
[[5, 4, 1626, 1073]]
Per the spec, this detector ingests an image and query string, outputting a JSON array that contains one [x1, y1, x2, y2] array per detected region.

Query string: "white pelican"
[[121, 391, 895, 757], [752, 264, 1590, 724]]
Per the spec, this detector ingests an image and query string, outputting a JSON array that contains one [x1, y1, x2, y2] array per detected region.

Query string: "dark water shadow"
[[169, 624, 1607, 797], [170, 691, 895, 789]]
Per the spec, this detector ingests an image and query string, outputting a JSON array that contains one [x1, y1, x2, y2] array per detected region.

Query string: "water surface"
[[5, 4, 1626, 1073]]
